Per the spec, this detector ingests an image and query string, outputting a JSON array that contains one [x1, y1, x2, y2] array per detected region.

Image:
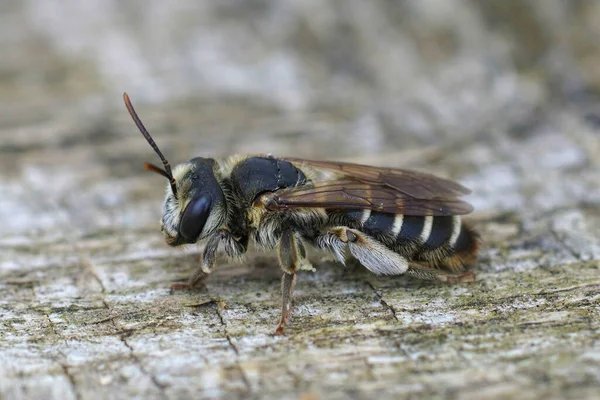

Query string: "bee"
[[123, 93, 480, 334]]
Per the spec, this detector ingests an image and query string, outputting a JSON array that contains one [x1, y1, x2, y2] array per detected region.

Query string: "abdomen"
[[327, 209, 479, 271]]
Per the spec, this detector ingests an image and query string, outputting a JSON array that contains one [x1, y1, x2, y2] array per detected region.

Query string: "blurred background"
[[1, 0, 600, 248]]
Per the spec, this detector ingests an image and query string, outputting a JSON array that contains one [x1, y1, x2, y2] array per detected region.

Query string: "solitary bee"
[[124, 93, 479, 334]]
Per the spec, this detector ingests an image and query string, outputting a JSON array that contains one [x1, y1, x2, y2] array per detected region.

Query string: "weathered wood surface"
[[1, 1, 600, 399]]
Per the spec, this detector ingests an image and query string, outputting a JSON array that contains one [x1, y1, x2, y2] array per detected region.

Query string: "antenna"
[[123, 92, 178, 197]]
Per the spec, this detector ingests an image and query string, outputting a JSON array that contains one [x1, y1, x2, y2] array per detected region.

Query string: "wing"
[[282, 157, 470, 200], [269, 179, 473, 216], [266, 158, 473, 216]]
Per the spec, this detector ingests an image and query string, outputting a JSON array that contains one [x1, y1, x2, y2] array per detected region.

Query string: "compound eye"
[[179, 195, 212, 242]]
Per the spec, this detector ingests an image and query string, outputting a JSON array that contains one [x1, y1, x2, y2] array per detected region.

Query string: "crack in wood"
[[43, 310, 82, 400], [99, 299, 169, 396], [119, 335, 169, 393], [365, 280, 399, 321], [550, 228, 583, 261], [82, 258, 107, 293], [215, 303, 252, 393]]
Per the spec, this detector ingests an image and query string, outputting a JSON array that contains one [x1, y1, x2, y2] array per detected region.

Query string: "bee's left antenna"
[[123, 92, 178, 197]]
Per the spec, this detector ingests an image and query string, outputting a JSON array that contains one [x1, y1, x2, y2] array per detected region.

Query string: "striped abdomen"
[[327, 209, 479, 271]]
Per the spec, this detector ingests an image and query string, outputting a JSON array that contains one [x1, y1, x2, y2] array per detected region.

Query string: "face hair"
[[123, 92, 178, 197]]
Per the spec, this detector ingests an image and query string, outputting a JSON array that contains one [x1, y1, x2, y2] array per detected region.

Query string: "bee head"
[[123, 93, 226, 246], [160, 158, 226, 246]]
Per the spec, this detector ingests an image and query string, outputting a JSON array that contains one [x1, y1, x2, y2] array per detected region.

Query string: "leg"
[[275, 272, 297, 335], [274, 229, 300, 335], [405, 264, 475, 283], [315, 227, 475, 282], [315, 227, 409, 276], [295, 240, 315, 272], [171, 229, 247, 291]]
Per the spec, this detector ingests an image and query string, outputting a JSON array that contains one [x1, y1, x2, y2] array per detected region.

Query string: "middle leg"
[[274, 229, 301, 335]]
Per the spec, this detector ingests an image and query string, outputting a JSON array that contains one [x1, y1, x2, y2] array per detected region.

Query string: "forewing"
[[270, 179, 473, 216], [283, 157, 471, 200]]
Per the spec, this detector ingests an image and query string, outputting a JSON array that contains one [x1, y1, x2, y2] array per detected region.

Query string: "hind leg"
[[314, 227, 409, 275], [405, 264, 475, 283], [315, 227, 475, 283]]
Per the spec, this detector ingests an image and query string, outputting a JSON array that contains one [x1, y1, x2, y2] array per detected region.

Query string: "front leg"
[[274, 229, 301, 335], [171, 229, 248, 291]]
